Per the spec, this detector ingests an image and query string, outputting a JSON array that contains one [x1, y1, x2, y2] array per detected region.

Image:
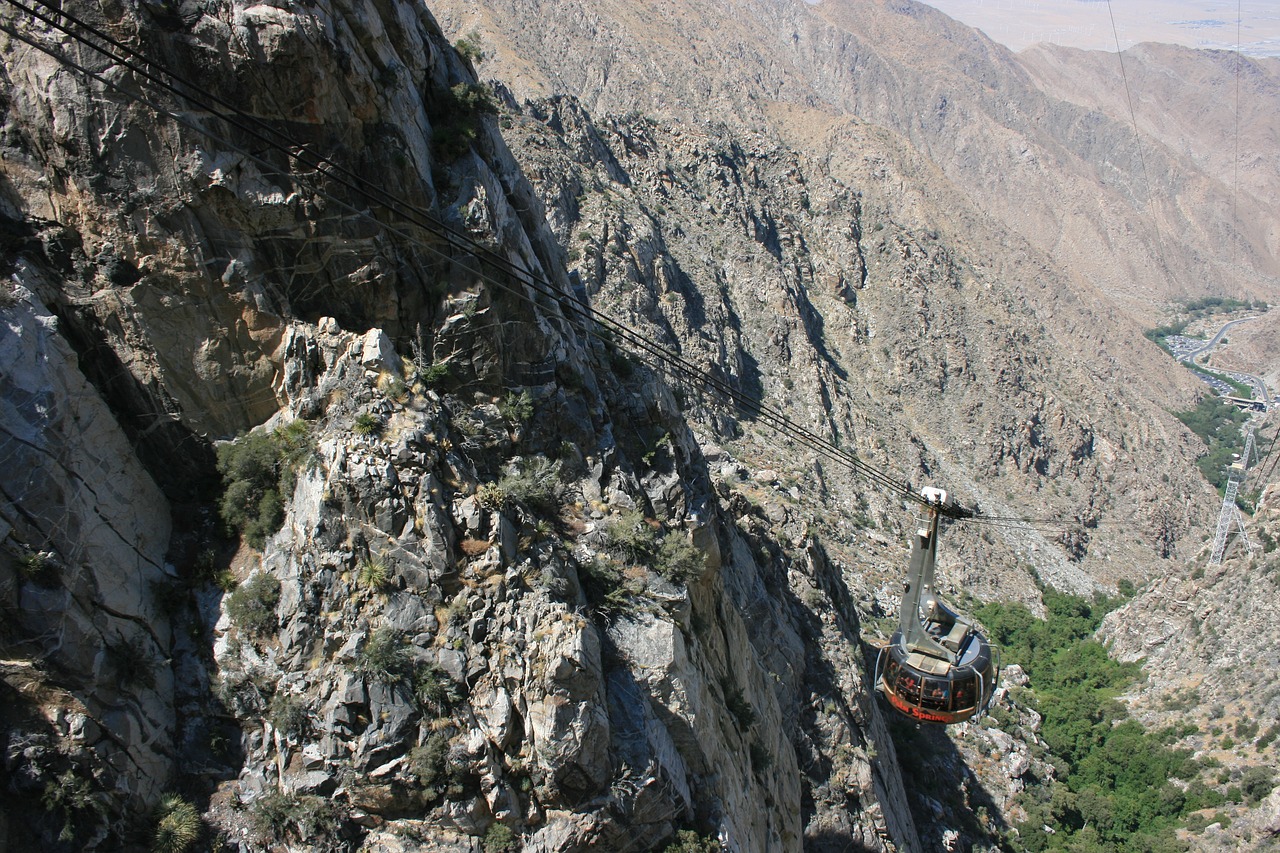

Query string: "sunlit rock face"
[[1, 0, 1261, 849]]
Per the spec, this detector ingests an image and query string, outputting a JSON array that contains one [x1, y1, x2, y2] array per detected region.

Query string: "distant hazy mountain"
[[919, 0, 1280, 56]]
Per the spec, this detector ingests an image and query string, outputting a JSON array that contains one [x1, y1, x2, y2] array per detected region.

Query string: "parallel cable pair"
[[1, 0, 1074, 528]]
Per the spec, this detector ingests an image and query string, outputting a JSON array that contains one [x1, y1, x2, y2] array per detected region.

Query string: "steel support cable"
[[962, 516, 1070, 532], [1104, 1, 1174, 281], [1259, 431, 1280, 485], [1, 0, 859, 458], [1, 1, 919, 499], [1253, 425, 1277, 482], [1232, 0, 1243, 276], [2, 2, 1067, 524]]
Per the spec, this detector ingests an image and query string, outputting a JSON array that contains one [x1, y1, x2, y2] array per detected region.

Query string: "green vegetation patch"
[[975, 592, 1221, 852], [1181, 296, 1264, 315], [663, 829, 723, 852], [497, 456, 563, 515], [249, 791, 340, 845], [225, 573, 282, 638], [1143, 320, 1190, 352], [1173, 395, 1250, 492], [42, 768, 107, 843], [429, 82, 499, 162], [599, 509, 703, 584], [217, 420, 315, 549], [410, 731, 471, 802], [1144, 296, 1266, 352]]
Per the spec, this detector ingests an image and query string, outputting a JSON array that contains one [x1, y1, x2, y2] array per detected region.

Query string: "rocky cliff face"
[[0, 0, 1261, 850], [0, 0, 921, 849], [493, 91, 1214, 598], [1, 282, 174, 826]]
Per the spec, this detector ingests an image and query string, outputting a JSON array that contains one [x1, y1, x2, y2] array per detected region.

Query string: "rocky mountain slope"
[[1017, 40, 1280, 295], [1099, 482, 1280, 852], [0, 0, 915, 849], [0, 0, 1271, 851], [431, 0, 1280, 316], [431, 0, 1236, 587]]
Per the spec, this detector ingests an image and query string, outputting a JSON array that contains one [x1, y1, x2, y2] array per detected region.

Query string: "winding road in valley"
[[1178, 315, 1273, 406]]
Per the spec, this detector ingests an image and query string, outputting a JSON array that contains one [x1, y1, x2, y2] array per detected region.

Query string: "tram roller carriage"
[[875, 487, 998, 724]]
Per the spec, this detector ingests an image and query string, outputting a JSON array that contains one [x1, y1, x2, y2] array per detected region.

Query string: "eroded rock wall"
[[0, 0, 919, 849], [1, 277, 174, 847]]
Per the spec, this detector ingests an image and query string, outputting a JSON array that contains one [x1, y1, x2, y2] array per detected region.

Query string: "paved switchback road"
[[1178, 314, 1273, 405]]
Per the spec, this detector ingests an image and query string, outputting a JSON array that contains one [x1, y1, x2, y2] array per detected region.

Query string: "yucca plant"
[[152, 794, 201, 853], [357, 555, 390, 590], [352, 412, 382, 436]]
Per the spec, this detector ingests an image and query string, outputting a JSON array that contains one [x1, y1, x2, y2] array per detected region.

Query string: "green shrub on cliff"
[[249, 791, 340, 844], [217, 421, 314, 549], [42, 768, 108, 843], [663, 829, 722, 852], [225, 573, 282, 638], [429, 82, 499, 161], [599, 509, 702, 583]]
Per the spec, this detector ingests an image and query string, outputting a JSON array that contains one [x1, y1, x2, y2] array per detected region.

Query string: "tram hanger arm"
[[897, 489, 960, 663]]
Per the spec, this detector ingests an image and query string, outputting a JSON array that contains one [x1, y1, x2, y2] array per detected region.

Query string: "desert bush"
[[577, 556, 637, 619], [42, 768, 107, 843], [415, 360, 451, 387], [599, 509, 655, 561], [356, 627, 412, 682], [723, 682, 756, 730], [108, 639, 156, 690], [16, 550, 58, 586], [497, 456, 563, 514], [410, 732, 467, 800], [430, 82, 498, 161], [483, 822, 517, 852], [455, 31, 485, 63], [497, 390, 533, 425], [1241, 766, 1275, 804], [474, 482, 508, 511], [664, 830, 722, 853], [225, 573, 282, 638], [599, 510, 701, 583], [250, 791, 339, 843], [217, 421, 314, 549], [451, 82, 498, 115], [654, 534, 703, 583], [459, 537, 491, 557], [413, 663, 461, 716], [269, 693, 308, 738], [749, 741, 772, 774]]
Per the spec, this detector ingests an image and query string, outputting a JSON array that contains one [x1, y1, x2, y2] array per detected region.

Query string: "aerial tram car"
[[874, 488, 998, 725]]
